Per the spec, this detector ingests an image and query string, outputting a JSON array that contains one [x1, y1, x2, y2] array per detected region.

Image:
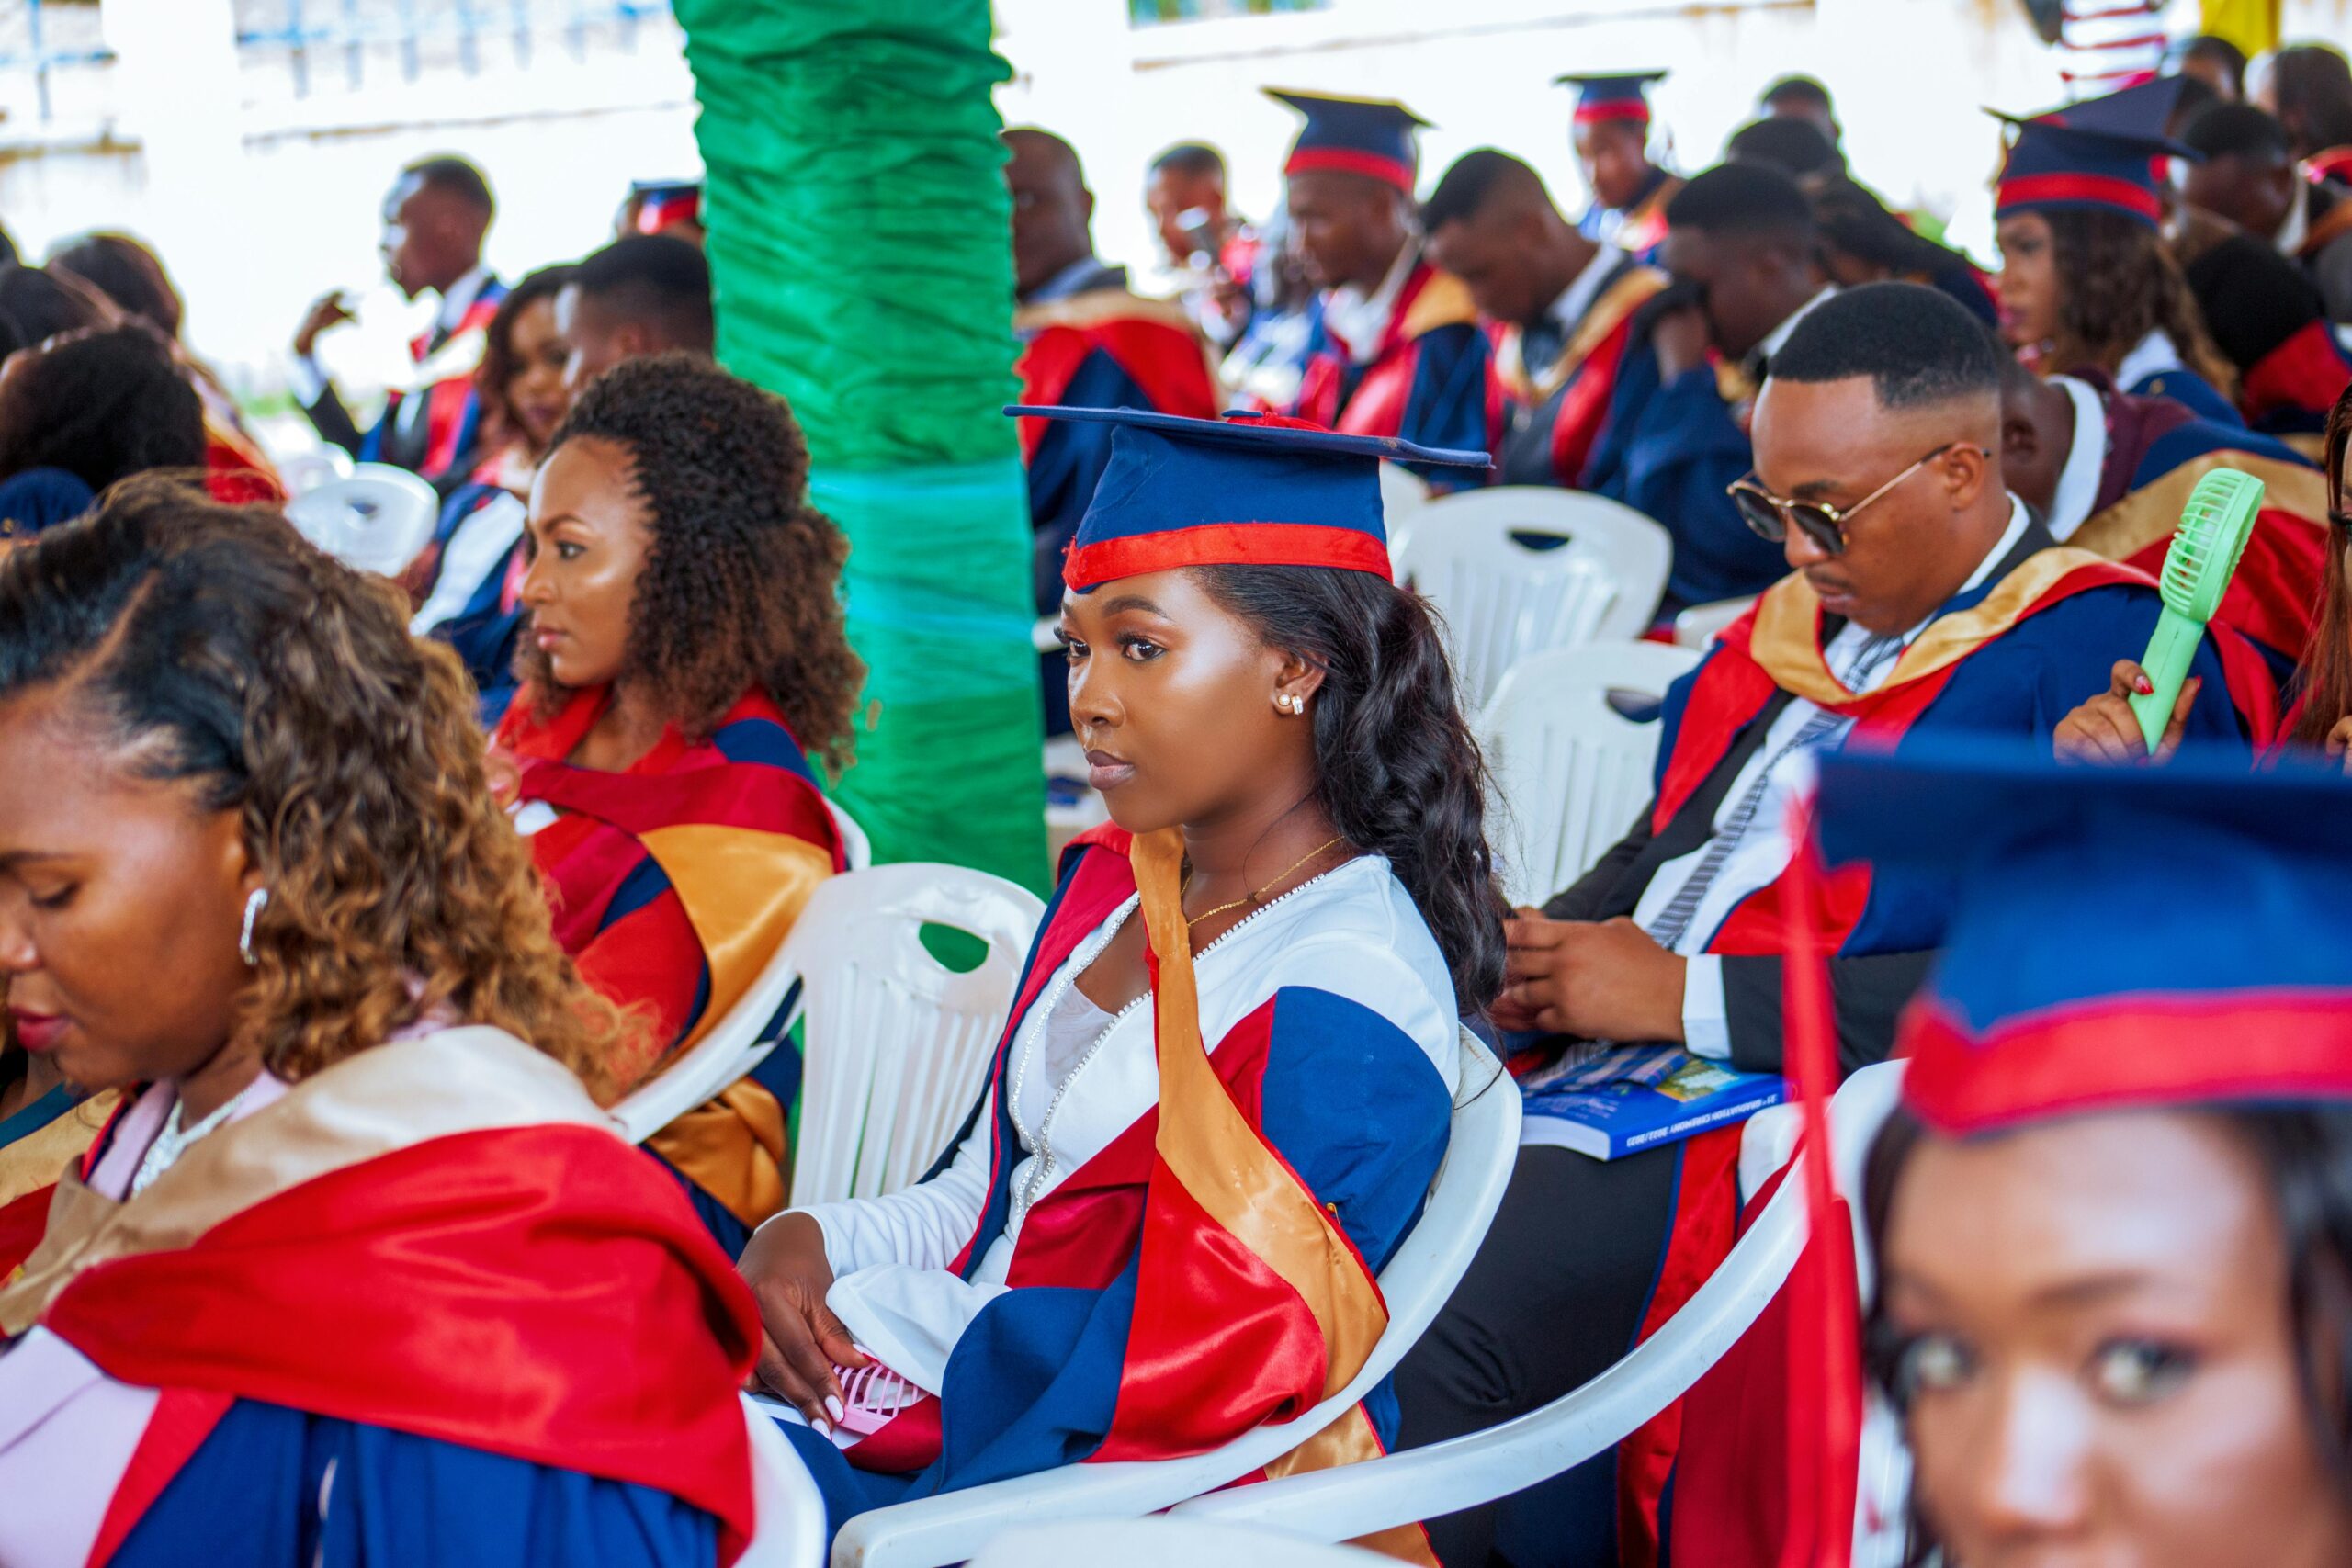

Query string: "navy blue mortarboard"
[[1004, 406, 1487, 590], [628, 179, 702, 237], [1266, 89, 1429, 195], [1555, 71, 1668, 128], [1991, 78, 2198, 229], [1816, 738, 2352, 1134]]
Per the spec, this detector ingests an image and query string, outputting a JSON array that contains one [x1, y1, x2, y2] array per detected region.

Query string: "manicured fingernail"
[[2133, 676, 2153, 694], [825, 1395, 846, 1422], [812, 1416, 832, 1437]]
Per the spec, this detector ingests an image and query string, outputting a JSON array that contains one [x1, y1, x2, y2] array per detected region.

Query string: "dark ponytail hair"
[[1197, 564, 1509, 1013]]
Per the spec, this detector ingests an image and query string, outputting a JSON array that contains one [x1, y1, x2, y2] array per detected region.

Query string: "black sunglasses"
[[1727, 443, 1987, 558]]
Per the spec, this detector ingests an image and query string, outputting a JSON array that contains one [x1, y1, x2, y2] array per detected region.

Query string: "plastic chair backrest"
[[1672, 594, 1758, 650], [788, 865, 1045, 1210], [1169, 1062, 1908, 1549], [826, 797, 875, 872], [1395, 487, 1672, 709], [831, 1028, 1522, 1568], [282, 462, 441, 577], [739, 1392, 829, 1568], [275, 446, 354, 499], [1478, 642, 1701, 907]]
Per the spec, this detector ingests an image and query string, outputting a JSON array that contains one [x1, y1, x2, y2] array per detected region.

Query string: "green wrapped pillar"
[[677, 0, 1048, 890]]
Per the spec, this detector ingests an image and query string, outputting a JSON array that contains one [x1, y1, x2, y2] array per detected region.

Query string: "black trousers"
[[1394, 1143, 1685, 1568]]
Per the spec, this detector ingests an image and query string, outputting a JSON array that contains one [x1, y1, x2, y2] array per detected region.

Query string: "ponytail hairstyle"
[[2290, 381, 2352, 749], [1197, 564, 1508, 1013], [2043, 207, 2237, 400]]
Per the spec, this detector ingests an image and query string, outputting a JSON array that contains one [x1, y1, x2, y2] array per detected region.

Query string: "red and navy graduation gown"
[[1582, 337, 1792, 612], [2177, 230, 2352, 452], [310, 280, 508, 484], [1282, 256, 1494, 487], [496, 685, 845, 1253], [1453, 536, 2264, 1568], [2064, 375, 2335, 684], [0, 1031, 762, 1568], [1578, 166, 1682, 265], [778, 829, 1452, 1563], [1489, 255, 1668, 489]]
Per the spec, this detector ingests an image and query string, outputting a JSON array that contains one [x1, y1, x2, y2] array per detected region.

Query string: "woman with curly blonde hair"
[[0, 479, 763, 1568], [492, 353, 863, 1254]]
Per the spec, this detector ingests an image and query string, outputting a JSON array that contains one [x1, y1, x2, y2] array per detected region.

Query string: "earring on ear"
[[1275, 693, 1305, 715], [239, 888, 269, 968]]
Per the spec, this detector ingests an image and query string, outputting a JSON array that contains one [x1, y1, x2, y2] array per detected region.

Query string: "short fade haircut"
[[569, 234, 715, 353], [1724, 116, 1844, 179], [1760, 73, 1833, 112], [1665, 162, 1815, 242], [1149, 142, 1227, 183], [402, 155, 494, 219], [1769, 281, 2006, 410], [2178, 33, 2248, 86], [1420, 148, 1548, 231], [2179, 100, 2293, 164]]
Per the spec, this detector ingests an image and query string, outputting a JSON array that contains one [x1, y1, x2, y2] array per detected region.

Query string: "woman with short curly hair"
[[0, 478, 761, 1566], [493, 352, 863, 1251]]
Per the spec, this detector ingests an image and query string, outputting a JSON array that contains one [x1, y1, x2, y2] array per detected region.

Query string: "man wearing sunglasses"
[[1396, 282, 2258, 1568]]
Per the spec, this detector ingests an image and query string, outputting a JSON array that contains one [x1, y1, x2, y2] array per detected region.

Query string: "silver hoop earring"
[[239, 888, 268, 968]]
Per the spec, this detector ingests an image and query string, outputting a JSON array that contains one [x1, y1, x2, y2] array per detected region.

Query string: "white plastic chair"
[[829, 1029, 1524, 1568], [969, 1519, 1392, 1568], [1477, 642, 1701, 907], [1170, 1062, 1907, 1548], [741, 1392, 830, 1568], [282, 461, 440, 577], [274, 446, 353, 500], [1673, 594, 1758, 650], [1395, 487, 1672, 709], [788, 865, 1046, 1209], [826, 797, 875, 872]]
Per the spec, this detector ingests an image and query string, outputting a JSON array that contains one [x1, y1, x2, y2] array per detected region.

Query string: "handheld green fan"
[[2127, 467, 2265, 752]]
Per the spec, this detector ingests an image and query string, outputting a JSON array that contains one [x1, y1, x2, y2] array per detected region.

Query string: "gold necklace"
[[1182, 835, 1349, 930]]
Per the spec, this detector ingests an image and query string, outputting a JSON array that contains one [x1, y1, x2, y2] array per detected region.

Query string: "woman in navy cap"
[[1816, 743, 2352, 1566], [735, 407, 1507, 1556]]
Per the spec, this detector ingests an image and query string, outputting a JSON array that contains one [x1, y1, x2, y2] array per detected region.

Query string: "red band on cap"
[[1899, 990, 2352, 1134], [1065, 523, 1394, 590], [1574, 102, 1652, 126], [1283, 148, 1415, 193], [1995, 172, 2164, 222]]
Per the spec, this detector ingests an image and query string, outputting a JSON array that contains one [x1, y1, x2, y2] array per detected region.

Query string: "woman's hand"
[[2053, 660, 2198, 765], [483, 745, 523, 809], [2326, 716, 2352, 773], [736, 1211, 868, 1434]]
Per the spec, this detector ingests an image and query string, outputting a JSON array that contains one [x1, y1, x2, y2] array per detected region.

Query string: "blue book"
[[1517, 1043, 1786, 1160]]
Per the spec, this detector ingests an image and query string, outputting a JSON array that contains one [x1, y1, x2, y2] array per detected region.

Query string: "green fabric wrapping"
[[677, 0, 1048, 890]]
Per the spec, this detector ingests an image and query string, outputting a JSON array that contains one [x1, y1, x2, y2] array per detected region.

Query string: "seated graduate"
[[1997, 346, 2332, 683], [1394, 282, 2258, 1568], [1806, 175, 2002, 330], [1583, 162, 1833, 613], [735, 407, 1504, 1557], [1659, 741, 2352, 1566], [1421, 149, 1667, 491], [0, 325, 206, 538], [1990, 81, 2245, 429], [1560, 73, 1682, 262], [407, 264, 576, 718], [2057, 379, 2352, 764], [492, 353, 857, 1253], [0, 479, 761, 1567]]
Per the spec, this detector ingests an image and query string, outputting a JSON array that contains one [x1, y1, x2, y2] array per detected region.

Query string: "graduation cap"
[[1815, 738, 2352, 1135], [1003, 406, 1488, 591], [1989, 77, 2199, 229], [1555, 71, 1668, 127], [1265, 88, 1429, 194], [628, 179, 702, 237]]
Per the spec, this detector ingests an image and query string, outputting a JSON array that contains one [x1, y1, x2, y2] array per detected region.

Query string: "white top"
[[2043, 374, 2109, 543], [1652, 501, 2030, 1056], [410, 488, 526, 636], [785, 852, 1460, 1396], [1756, 284, 1838, 368], [2113, 328, 2187, 393], [1322, 240, 1420, 367]]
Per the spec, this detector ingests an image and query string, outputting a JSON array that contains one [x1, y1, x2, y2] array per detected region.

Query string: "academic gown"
[[304, 279, 507, 485], [772, 833, 1456, 1564], [2177, 231, 2352, 452], [1395, 525, 2263, 1568], [413, 461, 533, 725], [496, 686, 845, 1252], [1015, 267, 1220, 732], [1578, 167, 1682, 265], [0, 1082, 116, 1278], [2056, 373, 2335, 682], [0, 1029, 760, 1568], [1488, 251, 1668, 489], [1283, 254, 1493, 485]]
